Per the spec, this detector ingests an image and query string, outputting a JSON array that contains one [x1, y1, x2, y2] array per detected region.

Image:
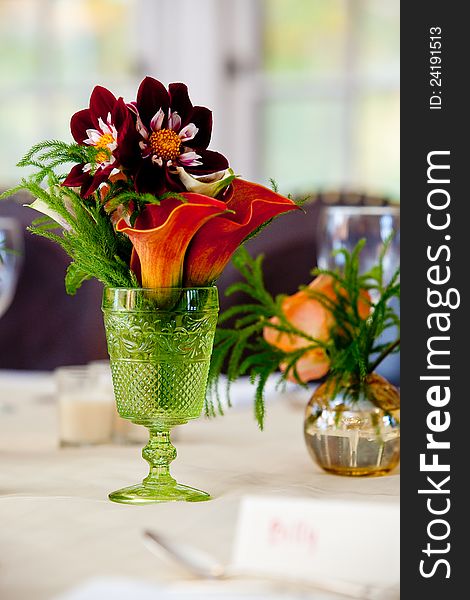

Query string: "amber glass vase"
[[102, 287, 218, 504], [304, 373, 400, 477]]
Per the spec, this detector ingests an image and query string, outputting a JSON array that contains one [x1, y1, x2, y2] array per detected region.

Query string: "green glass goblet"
[[102, 287, 218, 504]]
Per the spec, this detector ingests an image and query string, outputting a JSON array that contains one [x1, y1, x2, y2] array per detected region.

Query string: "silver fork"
[[143, 530, 399, 600]]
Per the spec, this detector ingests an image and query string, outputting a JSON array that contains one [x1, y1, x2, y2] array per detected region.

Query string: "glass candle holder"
[[88, 360, 150, 445], [55, 365, 115, 447]]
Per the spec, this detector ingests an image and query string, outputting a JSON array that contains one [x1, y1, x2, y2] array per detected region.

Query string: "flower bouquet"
[[209, 239, 400, 476], [1, 77, 299, 503]]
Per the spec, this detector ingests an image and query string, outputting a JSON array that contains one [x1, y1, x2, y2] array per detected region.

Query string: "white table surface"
[[0, 371, 399, 600]]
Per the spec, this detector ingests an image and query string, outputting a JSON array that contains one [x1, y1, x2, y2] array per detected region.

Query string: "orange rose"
[[263, 275, 370, 383]]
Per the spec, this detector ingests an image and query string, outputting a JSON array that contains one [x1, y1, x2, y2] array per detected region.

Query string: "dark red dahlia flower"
[[128, 77, 229, 195], [63, 86, 137, 198]]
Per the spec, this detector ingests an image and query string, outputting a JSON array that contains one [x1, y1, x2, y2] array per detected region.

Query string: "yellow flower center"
[[96, 133, 115, 149], [149, 128, 181, 160], [93, 133, 115, 164], [95, 150, 110, 163]]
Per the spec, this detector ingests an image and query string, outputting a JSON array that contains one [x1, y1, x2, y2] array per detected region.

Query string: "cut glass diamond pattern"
[[104, 308, 217, 426]]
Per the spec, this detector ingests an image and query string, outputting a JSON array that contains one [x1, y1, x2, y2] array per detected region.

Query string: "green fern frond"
[[209, 238, 400, 425], [269, 178, 279, 193], [13, 169, 136, 293], [157, 191, 188, 203]]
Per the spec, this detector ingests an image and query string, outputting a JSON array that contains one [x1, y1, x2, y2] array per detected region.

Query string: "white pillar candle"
[[55, 366, 114, 447]]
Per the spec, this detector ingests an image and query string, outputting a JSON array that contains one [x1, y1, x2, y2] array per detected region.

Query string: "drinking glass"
[[316, 205, 400, 281], [316, 205, 400, 383], [0, 217, 23, 317], [102, 286, 219, 504]]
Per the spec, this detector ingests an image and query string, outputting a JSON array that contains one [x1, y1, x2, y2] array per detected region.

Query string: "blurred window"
[[0, 0, 399, 200], [0, 0, 140, 186], [260, 0, 399, 198]]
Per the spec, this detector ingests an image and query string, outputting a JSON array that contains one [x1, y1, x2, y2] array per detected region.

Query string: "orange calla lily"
[[184, 179, 299, 286], [264, 274, 371, 383], [116, 194, 227, 288]]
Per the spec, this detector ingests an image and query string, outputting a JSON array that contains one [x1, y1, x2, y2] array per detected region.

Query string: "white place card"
[[232, 496, 399, 587]]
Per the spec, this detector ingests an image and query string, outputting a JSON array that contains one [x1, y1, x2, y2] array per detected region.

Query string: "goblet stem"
[[142, 429, 177, 487], [108, 423, 211, 504]]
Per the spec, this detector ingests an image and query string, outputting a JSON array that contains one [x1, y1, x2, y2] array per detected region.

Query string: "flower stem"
[[369, 338, 400, 373]]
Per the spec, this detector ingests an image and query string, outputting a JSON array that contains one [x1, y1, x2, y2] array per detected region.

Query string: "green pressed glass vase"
[[102, 287, 218, 504]]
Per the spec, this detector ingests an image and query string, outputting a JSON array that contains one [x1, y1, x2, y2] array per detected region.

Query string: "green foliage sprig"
[[16, 140, 99, 185], [0, 142, 196, 293], [29, 174, 135, 292], [306, 239, 400, 399], [207, 238, 400, 429]]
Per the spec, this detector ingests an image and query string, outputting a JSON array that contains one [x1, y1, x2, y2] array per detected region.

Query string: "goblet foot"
[[109, 482, 211, 505]]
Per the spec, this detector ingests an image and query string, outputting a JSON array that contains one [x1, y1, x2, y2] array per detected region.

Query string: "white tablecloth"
[[0, 371, 399, 600]]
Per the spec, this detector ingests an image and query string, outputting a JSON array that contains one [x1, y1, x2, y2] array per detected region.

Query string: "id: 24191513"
[[429, 26, 442, 110]]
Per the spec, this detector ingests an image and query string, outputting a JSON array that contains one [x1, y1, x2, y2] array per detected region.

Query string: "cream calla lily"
[[176, 167, 236, 198], [25, 198, 73, 232]]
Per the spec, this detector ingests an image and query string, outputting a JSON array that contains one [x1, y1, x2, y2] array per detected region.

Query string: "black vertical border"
[[401, 2, 465, 596]]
